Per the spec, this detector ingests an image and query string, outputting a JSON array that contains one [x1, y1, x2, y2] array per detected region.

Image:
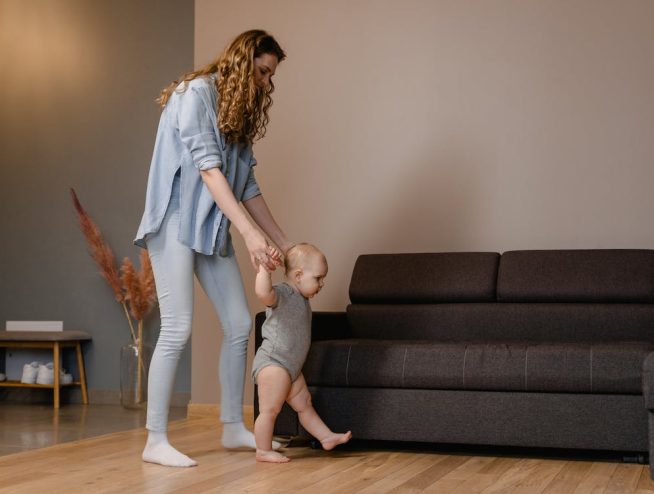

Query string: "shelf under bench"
[[0, 330, 91, 409]]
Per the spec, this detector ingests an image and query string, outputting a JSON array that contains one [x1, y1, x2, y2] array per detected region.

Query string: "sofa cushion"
[[303, 340, 653, 394], [349, 253, 499, 304], [642, 352, 654, 409], [497, 250, 654, 303]]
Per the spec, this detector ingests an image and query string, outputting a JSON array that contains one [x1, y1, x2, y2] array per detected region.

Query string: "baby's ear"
[[294, 268, 303, 280]]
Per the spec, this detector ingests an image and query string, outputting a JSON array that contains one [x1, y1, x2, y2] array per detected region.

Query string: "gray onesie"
[[252, 283, 312, 383]]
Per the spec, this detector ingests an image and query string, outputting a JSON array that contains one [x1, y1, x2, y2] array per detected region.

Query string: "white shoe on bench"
[[21, 361, 40, 384], [36, 362, 54, 385]]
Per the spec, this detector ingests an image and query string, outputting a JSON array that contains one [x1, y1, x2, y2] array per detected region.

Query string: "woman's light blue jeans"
[[145, 182, 251, 431]]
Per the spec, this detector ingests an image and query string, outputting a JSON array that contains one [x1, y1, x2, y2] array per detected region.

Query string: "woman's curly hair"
[[157, 30, 286, 144]]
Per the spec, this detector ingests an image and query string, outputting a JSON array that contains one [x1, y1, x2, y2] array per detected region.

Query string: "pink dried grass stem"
[[70, 188, 123, 303]]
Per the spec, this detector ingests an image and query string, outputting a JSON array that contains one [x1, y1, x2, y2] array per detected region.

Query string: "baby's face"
[[295, 255, 328, 299]]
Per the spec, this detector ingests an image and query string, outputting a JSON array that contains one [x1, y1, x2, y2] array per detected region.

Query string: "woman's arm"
[[200, 168, 275, 270], [243, 194, 295, 255]]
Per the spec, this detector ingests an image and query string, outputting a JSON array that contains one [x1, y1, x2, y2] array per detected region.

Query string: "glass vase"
[[120, 340, 152, 409]]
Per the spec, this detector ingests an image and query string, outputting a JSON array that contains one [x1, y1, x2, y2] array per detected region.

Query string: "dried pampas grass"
[[71, 188, 157, 344], [139, 250, 157, 313], [70, 189, 123, 303]]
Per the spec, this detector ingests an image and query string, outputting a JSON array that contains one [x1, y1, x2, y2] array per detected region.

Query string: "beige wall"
[[192, 0, 654, 405]]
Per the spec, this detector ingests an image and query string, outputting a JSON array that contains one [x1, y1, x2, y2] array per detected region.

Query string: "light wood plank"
[[477, 458, 564, 494], [294, 451, 426, 494], [422, 456, 511, 494], [541, 460, 595, 494], [506, 459, 566, 494], [572, 462, 619, 494], [229, 453, 362, 493], [636, 466, 654, 493], [602, 463, 642, 494], [401, 455, 492, 493], [254, 452, 368, 492], [448, 457, 519, 494], [356, 454, 451, 493]]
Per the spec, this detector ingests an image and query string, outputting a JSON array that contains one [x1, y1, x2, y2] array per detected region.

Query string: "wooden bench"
[[0, 330, 91, 409]]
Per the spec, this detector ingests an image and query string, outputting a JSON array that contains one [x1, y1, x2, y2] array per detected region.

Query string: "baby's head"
[[285, 243, 328, 299]]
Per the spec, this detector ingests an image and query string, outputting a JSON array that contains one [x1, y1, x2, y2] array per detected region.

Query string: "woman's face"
[[253, 53, 278, 89]]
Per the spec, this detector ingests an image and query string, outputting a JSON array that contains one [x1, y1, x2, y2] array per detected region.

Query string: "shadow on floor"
[[285, 436, 649, 465]]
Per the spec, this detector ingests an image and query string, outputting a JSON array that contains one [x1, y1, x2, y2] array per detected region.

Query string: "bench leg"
[[53, 342, 60, 409], [76, 342, 89, 405], [649, 411, 654, 479]]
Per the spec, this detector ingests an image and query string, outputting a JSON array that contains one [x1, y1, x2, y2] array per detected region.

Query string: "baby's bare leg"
[[254, 366, 292, 463], [286, 374, 352, 451]]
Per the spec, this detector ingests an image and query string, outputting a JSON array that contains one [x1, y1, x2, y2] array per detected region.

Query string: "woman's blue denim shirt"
[[134, 75, 261, 256]]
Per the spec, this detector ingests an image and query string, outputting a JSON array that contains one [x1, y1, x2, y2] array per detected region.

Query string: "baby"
[[252, 243, 352, 463]]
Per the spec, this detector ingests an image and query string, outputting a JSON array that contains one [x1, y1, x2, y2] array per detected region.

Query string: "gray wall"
[[0, 0, 194, 401]]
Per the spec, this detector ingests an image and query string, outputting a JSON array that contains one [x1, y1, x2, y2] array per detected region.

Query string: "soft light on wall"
[[1, 0, 101, 115]]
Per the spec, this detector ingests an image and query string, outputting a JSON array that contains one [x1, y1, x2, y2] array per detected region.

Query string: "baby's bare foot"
[[256, 449, 290, 463], [320, 431, 352, 451]]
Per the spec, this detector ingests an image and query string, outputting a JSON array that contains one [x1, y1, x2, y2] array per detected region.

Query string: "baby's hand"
[[267, 245, 283, 267]]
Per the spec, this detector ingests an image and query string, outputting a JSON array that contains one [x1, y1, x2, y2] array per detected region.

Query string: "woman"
[[134, 30, 293, 467]]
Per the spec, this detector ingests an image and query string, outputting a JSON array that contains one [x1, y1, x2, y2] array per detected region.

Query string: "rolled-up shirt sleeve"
[[242, 162, 261, 201], [178, 86, 223, 171]]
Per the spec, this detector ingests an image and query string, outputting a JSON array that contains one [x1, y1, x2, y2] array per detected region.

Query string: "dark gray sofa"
[[254, 249, 654, 474]]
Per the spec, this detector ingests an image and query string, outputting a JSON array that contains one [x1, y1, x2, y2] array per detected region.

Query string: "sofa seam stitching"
[[524, 345, 529, 391], [462, 345, 468, 389], [401, 347, 408, 387], [345, 345, 352, 386], [590, 345, 593, 393]]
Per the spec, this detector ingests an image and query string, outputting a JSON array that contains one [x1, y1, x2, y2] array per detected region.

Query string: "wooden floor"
[[0, 404, 186, 456], [1, 415, 654, 494]]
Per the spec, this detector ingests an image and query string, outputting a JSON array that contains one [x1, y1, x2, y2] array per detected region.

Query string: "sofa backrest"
[[497, 250, 654, 303], [347, 249, 654, 342], [349, 252, 500, 303]]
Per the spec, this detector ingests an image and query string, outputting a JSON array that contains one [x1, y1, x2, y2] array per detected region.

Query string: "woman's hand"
[[257, 249, 280, 273], [243, 227, 277, 271]]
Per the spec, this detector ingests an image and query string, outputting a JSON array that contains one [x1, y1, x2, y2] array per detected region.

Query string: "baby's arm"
[[255, 264, 278, 307]]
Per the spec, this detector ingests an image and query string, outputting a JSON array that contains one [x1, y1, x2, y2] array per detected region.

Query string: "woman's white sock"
[[221, 421, 281, 450], [142, 431, 198, 467]]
